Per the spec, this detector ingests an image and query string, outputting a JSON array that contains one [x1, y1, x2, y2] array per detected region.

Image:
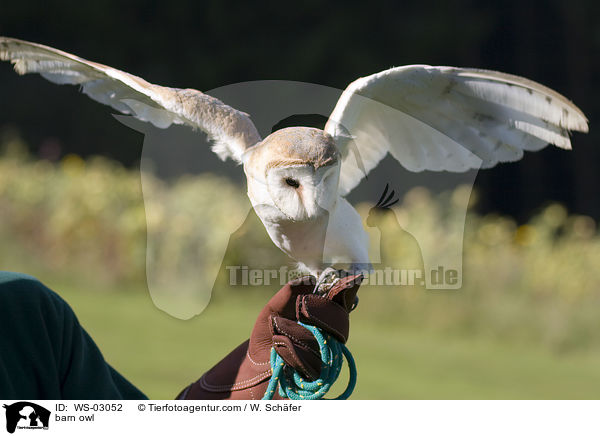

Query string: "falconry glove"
[[176, 274, 362, 400]]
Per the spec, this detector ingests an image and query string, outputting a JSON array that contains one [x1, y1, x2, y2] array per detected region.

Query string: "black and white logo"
[[3, 402, 50, 434]]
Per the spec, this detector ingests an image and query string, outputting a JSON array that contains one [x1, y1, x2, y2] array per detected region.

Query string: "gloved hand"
[[176, 274, 362, 400]]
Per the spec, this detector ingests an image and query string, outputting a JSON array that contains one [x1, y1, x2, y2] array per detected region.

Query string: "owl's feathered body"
[[243, 127, 368, 273], [0, 37, 588, 277]]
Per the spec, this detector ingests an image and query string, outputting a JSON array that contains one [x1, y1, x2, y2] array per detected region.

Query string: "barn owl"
[[0, 37, 589, 278]]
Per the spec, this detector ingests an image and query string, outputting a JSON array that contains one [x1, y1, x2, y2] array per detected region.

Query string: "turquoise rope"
[[262, 322, 357, 400]]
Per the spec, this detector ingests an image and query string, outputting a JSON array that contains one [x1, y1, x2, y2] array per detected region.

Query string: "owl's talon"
[[313, 267, 340, 295]]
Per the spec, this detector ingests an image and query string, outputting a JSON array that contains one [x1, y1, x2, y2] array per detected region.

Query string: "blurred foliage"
[[362, 188, 600, 353], [1, 134, 599, 357]]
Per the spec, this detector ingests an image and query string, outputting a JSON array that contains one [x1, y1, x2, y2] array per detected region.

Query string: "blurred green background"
[[0, 138, 598, 398], [1, 0, 599, 399]]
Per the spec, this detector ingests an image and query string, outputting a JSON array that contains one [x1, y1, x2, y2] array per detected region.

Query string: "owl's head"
[[244, 127, 341, 222]]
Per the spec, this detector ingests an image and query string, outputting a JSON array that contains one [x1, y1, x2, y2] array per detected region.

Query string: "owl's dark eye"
[[285, 178, 300, 188]]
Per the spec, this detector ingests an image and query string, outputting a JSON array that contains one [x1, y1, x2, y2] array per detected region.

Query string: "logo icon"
[[3, 402, 50, 434]]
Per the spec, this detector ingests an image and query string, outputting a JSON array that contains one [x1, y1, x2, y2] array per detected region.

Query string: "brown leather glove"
[[176, 274, 362, 400]]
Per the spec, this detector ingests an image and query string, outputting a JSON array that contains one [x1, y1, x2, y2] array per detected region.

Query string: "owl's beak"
[[300, 166, 338, 218]]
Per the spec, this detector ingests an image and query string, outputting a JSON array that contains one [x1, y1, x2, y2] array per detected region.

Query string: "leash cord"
[[262, 322, 356, 400]]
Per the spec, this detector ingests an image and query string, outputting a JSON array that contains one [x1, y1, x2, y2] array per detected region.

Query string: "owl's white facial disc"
[[243, 126, 341, 223], [266, 163, 340, 221]]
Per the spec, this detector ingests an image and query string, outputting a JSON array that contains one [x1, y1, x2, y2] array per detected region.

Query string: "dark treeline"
[[0, 0, 598, 221]]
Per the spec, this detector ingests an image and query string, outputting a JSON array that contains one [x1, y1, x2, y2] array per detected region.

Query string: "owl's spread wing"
[[325, 65, 589, 196], [0, 37, 261, 162]]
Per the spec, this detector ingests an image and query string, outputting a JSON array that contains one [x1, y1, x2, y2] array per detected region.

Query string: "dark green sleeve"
[[0, 271, 147, 400]]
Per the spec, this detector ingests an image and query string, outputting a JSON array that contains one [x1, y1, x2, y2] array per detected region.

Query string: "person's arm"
[[0, 272, 147, 400]]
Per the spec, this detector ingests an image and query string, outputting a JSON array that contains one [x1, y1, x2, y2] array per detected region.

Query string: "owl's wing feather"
[[0, 37, 261, 162], [325, 65, 588, 196]]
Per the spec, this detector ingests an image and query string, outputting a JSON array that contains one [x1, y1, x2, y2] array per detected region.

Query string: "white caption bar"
[[1, 400, 598, 435]]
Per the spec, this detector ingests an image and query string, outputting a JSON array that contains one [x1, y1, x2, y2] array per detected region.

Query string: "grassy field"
[[48, 278, 600, 400]]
